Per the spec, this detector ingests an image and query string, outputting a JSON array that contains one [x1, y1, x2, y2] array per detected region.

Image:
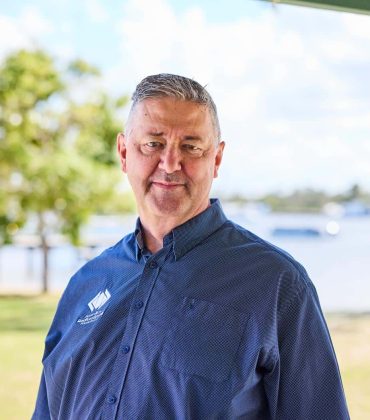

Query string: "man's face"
[[117, 97, 224, 225]]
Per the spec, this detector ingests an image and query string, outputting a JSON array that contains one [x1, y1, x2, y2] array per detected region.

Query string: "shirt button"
[[149, 261, 158, 269], [122, 345, 130, 354], [134, 300, 144, 309], [107, 395, 117, 404]]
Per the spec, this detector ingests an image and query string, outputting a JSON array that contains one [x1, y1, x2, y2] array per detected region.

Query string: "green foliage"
[[223, 184, 370, 213], [68, 59, 100, 77], [261, 188, 329, 213], [0, 49, 133, 288], [0, 50, 64, 111], [69, 94, 123, 165], [333, 183, 370, 204]]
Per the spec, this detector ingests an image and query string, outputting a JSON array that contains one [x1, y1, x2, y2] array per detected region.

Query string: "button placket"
[[134, 300, 144, 309], [148, 260, 158, 269], [107, 395, 117, 405], [102, 247, 171, 419], [122, 345, 131, 354]]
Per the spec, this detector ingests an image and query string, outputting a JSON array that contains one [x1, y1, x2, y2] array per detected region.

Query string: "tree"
[[0, 49, 133, 292]]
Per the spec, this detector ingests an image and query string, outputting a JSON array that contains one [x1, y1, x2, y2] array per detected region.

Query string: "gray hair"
[[130, 73, 221, 140]]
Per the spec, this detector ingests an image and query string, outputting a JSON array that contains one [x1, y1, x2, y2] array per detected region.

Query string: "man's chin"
[[147, 194, 188, 216]]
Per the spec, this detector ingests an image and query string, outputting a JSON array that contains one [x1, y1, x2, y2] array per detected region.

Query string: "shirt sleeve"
[[32, 371, 51, 420], [264, 278, 350, 420], [31, 285, 72, 420]]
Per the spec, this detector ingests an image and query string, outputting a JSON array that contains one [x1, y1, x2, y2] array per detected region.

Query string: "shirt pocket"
[[160, 296, 249, 382]]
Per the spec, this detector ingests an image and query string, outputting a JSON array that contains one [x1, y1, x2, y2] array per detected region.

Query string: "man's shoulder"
[[219, 219, 310, 282], [65, 231, 136, 289], [43, 232, 137, 333], [216, 220, 314, 315]]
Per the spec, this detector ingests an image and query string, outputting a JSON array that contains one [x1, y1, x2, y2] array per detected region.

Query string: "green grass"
[[0, 295, 59, 332], [327, 314, 370, 420], [0, 295, 369, 419], [0, 295, 59, 420]]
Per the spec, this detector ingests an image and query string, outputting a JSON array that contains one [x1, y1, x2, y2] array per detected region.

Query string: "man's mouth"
[[151, 181, 185, 190]]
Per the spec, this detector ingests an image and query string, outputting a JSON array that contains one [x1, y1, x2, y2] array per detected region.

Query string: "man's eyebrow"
[[147, 131, 164, 137], [182, 135, 203, 141], [146, 132, 203, 141]]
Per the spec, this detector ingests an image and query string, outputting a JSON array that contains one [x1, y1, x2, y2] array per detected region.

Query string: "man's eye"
[[183, 144, 202, 154], [145, 142, 162, 149]]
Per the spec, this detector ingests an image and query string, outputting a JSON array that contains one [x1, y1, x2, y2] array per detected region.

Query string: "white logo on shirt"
[[77, 289, 111, 326], [88, 289, 111, 312]]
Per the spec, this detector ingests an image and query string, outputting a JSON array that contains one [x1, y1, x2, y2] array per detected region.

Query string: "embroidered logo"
[[88, 289, 111, 311], [77, 289, 111, 325]]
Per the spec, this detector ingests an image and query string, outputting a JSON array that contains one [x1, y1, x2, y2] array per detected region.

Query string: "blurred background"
[[0, 0, 369, 418]]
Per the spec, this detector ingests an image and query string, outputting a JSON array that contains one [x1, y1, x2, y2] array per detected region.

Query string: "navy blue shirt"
[[33, 199, 349, 419]]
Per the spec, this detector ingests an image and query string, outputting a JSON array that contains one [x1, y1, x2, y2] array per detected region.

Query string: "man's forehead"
[[125, 97, 217, 140], [131, 97, 210, 122]]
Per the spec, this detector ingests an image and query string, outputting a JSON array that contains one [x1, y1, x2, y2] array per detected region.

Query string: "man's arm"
[[31, 285, 72, 420], [264, 279, 350, 419], [32, 372, 51, 420]]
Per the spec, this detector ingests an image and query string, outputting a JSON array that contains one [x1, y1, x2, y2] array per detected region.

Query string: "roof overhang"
[[260, 0, 370, 15]]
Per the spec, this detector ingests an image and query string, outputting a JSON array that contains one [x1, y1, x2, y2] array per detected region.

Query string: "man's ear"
[[213, 141, 225, 178], [117, 132, 127, 173]]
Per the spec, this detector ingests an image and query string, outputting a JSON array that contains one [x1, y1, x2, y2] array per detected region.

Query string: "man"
[[33, 74, 349, 419]]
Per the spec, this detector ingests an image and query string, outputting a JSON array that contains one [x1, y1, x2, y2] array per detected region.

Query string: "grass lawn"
[[0, 294, 60, 420], [328, 314, 370, 419], [0, 295, 369, 419]]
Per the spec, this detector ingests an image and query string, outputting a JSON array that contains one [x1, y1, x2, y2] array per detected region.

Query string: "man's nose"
[[158, 146, 182, 174]]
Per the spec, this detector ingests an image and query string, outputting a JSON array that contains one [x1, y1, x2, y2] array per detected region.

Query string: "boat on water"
[[272, 227, 322, 237], [271, 220, 340, 238]]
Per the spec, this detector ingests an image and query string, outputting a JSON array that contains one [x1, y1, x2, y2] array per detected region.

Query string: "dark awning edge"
[[260, 0, 370, 15]]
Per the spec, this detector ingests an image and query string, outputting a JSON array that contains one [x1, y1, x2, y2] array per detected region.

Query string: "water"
[[1, 211, 369, 312]]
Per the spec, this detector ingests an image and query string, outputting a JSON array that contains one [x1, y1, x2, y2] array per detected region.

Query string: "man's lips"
[[151, 181, 185, 190]]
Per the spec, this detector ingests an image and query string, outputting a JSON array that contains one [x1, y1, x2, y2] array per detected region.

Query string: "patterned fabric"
[[33, 199, 349, 420]]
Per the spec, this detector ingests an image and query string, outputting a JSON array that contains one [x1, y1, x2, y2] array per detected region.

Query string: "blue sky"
[[1, 0, 370, 196]]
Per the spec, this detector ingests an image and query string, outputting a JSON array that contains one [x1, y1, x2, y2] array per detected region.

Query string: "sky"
[[1, 0, 370, 197]]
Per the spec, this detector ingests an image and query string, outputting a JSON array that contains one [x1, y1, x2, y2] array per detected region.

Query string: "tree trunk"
[[38, 213, 49, 293]]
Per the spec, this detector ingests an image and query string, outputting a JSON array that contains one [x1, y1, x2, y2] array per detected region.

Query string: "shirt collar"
[[134, 199, 228, 261], [134, 220, 145, 261]]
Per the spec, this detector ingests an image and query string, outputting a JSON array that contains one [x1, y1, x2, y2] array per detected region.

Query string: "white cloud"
[[0, 6, 53, 61], [0, 16, 31, 59], [84, 0, 110, 23], [20, 6, 53, 36], [341, 13, 370, 39], [52, 43, 76, 60]]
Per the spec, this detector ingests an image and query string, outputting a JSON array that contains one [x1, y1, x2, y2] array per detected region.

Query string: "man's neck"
[[138, 201, 211, 254], [139, 216, 179, 254]]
